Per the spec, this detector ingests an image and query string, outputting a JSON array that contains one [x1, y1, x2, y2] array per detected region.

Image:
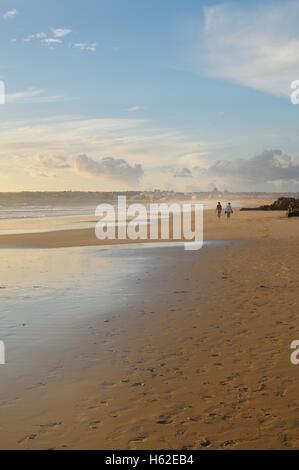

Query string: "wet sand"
[[0, 209, 299, 449]]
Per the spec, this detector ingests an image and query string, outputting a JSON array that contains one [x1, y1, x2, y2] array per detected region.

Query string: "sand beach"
[[0, 206, 298, 449]]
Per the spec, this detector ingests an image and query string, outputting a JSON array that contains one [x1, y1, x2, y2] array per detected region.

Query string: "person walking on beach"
[[225, 202, 234, 219], [216, 202, 223, 219], [288, 203, 294, 216]]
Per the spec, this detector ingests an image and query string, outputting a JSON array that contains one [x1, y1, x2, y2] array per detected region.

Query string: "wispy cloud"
[[3, 9, 18, 20], [6, 88, 63, 104], [0, 116, 209, 190], [74, 43, 97, 52], [24, 32, 48, 42], [42, 38, 62, 47], [23, 27, 72, 46], [202, 1, 299, 96], [23, 28, 96, 52], [128, 106, 144, 113]]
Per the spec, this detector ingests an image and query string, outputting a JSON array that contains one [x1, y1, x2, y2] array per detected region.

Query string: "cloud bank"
[[164, 150, 299, 191], [206, 150, 299, 183], [70, 155, 143, 183], [39, 154, 144, 184], [191, 149, 299, 191]]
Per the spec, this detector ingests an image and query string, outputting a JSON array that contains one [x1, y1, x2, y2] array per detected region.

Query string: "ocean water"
[[0, 204, 97, 220], [0, 200, 239, 221]]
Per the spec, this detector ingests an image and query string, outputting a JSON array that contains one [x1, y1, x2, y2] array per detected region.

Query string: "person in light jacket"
[[225, 203, 234, 219]]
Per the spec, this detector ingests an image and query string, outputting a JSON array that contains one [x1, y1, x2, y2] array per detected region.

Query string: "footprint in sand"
[[18, 422, 63, 444], [89, 419, 101, 430], [132, 382, 146, 388], [39, 422, 62, 430], [222, 440, 238, 448], [128, 433, 148, 448], [156, 415, 173, 425], [199, 438, 211, 448], [18, 434, 37, 444]]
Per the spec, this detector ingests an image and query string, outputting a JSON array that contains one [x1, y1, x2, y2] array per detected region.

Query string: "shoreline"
[[0, 209, 296, 249]]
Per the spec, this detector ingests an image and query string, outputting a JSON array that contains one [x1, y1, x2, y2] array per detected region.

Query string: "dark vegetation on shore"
[[241, 197, 299, 217]]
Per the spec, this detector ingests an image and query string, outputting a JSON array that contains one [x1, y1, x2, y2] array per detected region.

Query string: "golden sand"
[[0, 209, 299, 449]]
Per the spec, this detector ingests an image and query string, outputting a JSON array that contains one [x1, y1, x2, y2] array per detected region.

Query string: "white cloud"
[[3, 9, 18, 20], [51, 28, 72, 38], [202, 1, 299, 96], [74, 43, 97, 52], [42, 38, 62, 46]]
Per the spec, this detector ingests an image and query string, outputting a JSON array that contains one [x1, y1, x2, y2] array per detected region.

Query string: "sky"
[[0, 0, 299, 192]]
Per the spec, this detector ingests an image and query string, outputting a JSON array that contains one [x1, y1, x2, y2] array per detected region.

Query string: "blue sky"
[[0, 0, 299, 191]]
